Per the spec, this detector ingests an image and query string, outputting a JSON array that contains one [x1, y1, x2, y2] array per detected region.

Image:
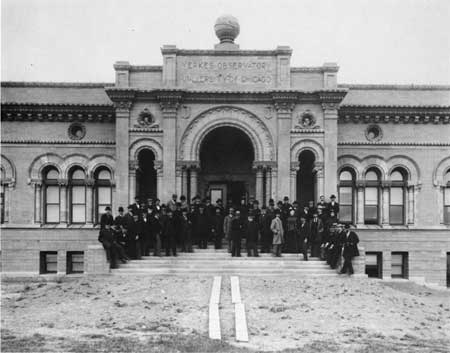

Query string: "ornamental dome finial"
[[214, 15, 240, 43]]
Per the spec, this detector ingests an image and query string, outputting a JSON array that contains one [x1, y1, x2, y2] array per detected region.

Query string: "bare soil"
[[1, 275, 449, 352]]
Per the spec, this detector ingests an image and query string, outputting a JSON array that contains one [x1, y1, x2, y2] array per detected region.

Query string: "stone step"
[[140, 254, 322, 260], [111, 269, 338, 276], [112, 267, 336, 274], [120, 261, 330, 268]]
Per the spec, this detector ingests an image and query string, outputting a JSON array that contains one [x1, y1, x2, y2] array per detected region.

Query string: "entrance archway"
[[136, 149, 157, 201], [297, 150, 316, 206], [199, 126, 255, 206]]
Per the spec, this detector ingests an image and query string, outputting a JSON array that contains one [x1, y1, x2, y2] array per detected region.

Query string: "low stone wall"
[[86, 244, 110, 275]]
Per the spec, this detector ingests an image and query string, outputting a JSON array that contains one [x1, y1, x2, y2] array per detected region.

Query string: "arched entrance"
[[136, 149, 157, 201], [297, 150, 316, 206], [199, 126, 255, 206]]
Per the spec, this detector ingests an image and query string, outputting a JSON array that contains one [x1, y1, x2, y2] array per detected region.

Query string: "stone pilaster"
[[271, 166, 278, 201], [85, 178, 95, 225], [114, 101, 132, 211], [314, 162, 324, 203], [381, 181, 390, 226], [33, 181, 42, 224], [322, 102, 339, 199], [356, 180, 365, 226], [128, 160, 138, 204], [176, 165, 183, 197], [265, 167, 272, 206], [189, 164, 199, 200], [407, 183, 415, 225], [253, 164, 264, 206], [58, 178, 68, 225], [2, 180, 15, 224], [274, 100, 295, 200], [155, 162, 164, 200], [181, 167, 188, 197], [290, 163, 298, 202], [159, 94, 181, 203]]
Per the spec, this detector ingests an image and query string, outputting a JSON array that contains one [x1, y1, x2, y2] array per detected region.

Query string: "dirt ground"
[[1, 275, 450, 352]]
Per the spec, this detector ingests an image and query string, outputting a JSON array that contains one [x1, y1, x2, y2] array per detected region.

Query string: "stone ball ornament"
[[214, 15, 240, 43]]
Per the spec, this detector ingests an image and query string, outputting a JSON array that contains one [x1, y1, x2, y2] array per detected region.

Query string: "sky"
[[2, 0, 450, 84]]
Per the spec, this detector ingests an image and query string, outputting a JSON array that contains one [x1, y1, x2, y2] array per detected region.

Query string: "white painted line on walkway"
[[230, 276, 241, 303], [235, 303, 249, 342], [208, 276, 222, 340], [209, 276, 222, 305]]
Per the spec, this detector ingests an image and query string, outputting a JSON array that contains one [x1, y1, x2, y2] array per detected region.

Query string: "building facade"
[[1, 16, 450, 284]]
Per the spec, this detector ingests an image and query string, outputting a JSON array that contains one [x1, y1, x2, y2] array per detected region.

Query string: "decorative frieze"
[[338, 141, 450, 146], [340, 111, 450, 125], [1, 139, 115, 145]]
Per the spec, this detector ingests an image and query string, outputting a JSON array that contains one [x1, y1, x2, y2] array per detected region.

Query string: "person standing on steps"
[[271, 210, 284, 257], [196, 205, 210, 249], [310, 211, 324, 258], [223, 207, 234, 253], [231, 210, 244, 257], [211, 207, 224, 249], [244, 212, 259, 257], [297, 215, 310, 261], [150, 211, 162, 257], [259, 206, 273, 253], [339, 224, 359, 275], [163, 209, 177, 256]]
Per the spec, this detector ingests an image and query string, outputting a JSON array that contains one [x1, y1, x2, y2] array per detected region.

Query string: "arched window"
[[444, 170, 450, 224], [364, 169, 380, 224], [43, 167, 60, 223], [95, 168, 112, 223], [390, 169, 406, 225], [69, 168, 86, 224], [338, 169, 355, 223]]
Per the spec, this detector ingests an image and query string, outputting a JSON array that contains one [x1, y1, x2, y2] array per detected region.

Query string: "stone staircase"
[[111, 248, 339, 277]]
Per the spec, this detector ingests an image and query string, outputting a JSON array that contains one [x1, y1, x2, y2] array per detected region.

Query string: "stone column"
[[289, 163, 298, 202], [407, 184, 415, 225], [182, 167, 188, 197], [190, 165, 199, 199], [159, 96, 180, 203], [85, 178, 94, 225], [254, 165, 264, 206], [58, 179, 68, 225], [356, 181, 365, 226], [274, 100, 294, 200], [314, 162, 324, 202], [128, 160, 137, 205], [114, 101, 132, 211], [155, 162, 163, 200], [271, 166, 278, 201], [381, 181, 390, 226], [176, 165, 183, 197], [34, 181, 42, 224], [322, 103, 339, 199], [265, 167, 272, 206]]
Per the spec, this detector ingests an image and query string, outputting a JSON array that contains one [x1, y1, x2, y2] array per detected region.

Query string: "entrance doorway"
[[199, 126, 254, 206], [136, 149, 157, 201], [297, 150, 316, 206]]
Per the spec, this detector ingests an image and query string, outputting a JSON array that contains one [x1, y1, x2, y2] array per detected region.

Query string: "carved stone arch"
[[129, 138, 163, 162], [87, 155, 116, 179], [29, 153, 64, 180], [361, 155, 388, 180], [1, 155, 16, 183], [386, 155, 420, 184], [433, 156, 450, 186], [179, 106, 274, 161], [60, 154, 89, 179], [337, 155, 362, 180], [290, 139, 324, 163]]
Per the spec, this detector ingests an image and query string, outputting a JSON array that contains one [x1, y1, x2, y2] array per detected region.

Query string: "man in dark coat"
[[231, 210, 244, 257], [196, 205, 210, 249], [127, 214, 142, 260], [340, 224, 359, 275], [310, 211, 324, 258], [98, 224, 118, 268], [328, 223, 344, 269], [100, 206, 114, 229], [259, 206, 273, 253], [244, 213, 259, 257], [180, 209, 193, 252], [328, 195, 340, 221], [162, 209, 177, 256], [149, 211, 162, 256], [211, 207, 224, 249], [297, 216, 310, 261]]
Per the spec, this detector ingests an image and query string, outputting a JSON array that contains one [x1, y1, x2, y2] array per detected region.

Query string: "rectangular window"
[[390, 187, 404, 225], [40, 251, 57, 274], [444, 188, 450, 225], [97, 186, 111, 221], [391, 252, 408, 279], [339, 186, 353, 223], [67, 251, 84, 274], [365, 252, 382, 278], [364, 187, 379, 224], [71, 186, 86, 223], [45, 186, 60, 223]]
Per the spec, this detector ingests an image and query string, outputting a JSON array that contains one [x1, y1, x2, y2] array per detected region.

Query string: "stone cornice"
[[291, 128, 325, 134], [129, 128, 163, 133], [1, 104, 115, 122], [1, 81, 114, 88], [339, 83, 450, 90], [291, 65, 339, 73], [160, 48, 293, 56], [1, 139, 115, 145], [339, 112, 450, 124], [129, 65, 162, 72], [338, 141, 450, 147]]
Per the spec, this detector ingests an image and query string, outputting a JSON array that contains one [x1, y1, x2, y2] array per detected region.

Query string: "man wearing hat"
[[328, 195, 340, 221], [244, 212, 259, 257], [230, 210, 244, 257], [168, 194, 178, 212], [310, 210, 324, 258], [196, 204, 210, 249], [297, 215, 310, 261], [100, 206, 114, 229], [339, 224, 359, 275], [259, 206, 274, 253], [270, 210, 284, 257]]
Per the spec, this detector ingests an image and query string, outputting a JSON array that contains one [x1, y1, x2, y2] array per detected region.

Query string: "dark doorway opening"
[[136, 149, 157, 201], [199, 126, 254, 206], [297, 150, 316, 207]]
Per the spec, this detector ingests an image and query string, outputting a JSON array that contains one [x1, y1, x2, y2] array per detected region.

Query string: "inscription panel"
[[176, 56, 276, 89]]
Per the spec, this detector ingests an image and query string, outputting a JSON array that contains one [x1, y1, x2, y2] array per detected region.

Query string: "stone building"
[[1, 16, 450, 285]]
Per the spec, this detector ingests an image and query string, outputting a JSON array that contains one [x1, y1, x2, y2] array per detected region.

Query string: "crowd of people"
[[98, 193, 360, 275]]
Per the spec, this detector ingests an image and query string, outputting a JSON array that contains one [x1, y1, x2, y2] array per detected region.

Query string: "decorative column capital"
[[2, 178, 16, 188], [128, 160, 139, 171], [57, 178, 68, 186], [381, 181, 392, 188], [321, 102, 340, 112], [27, 178, 41, 187], [85, 178, 95, 187], [355, 180, 365, 189], [114, 101, 133, 115], [158, 93, 183, 117], [154, 161, 164, 174]]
